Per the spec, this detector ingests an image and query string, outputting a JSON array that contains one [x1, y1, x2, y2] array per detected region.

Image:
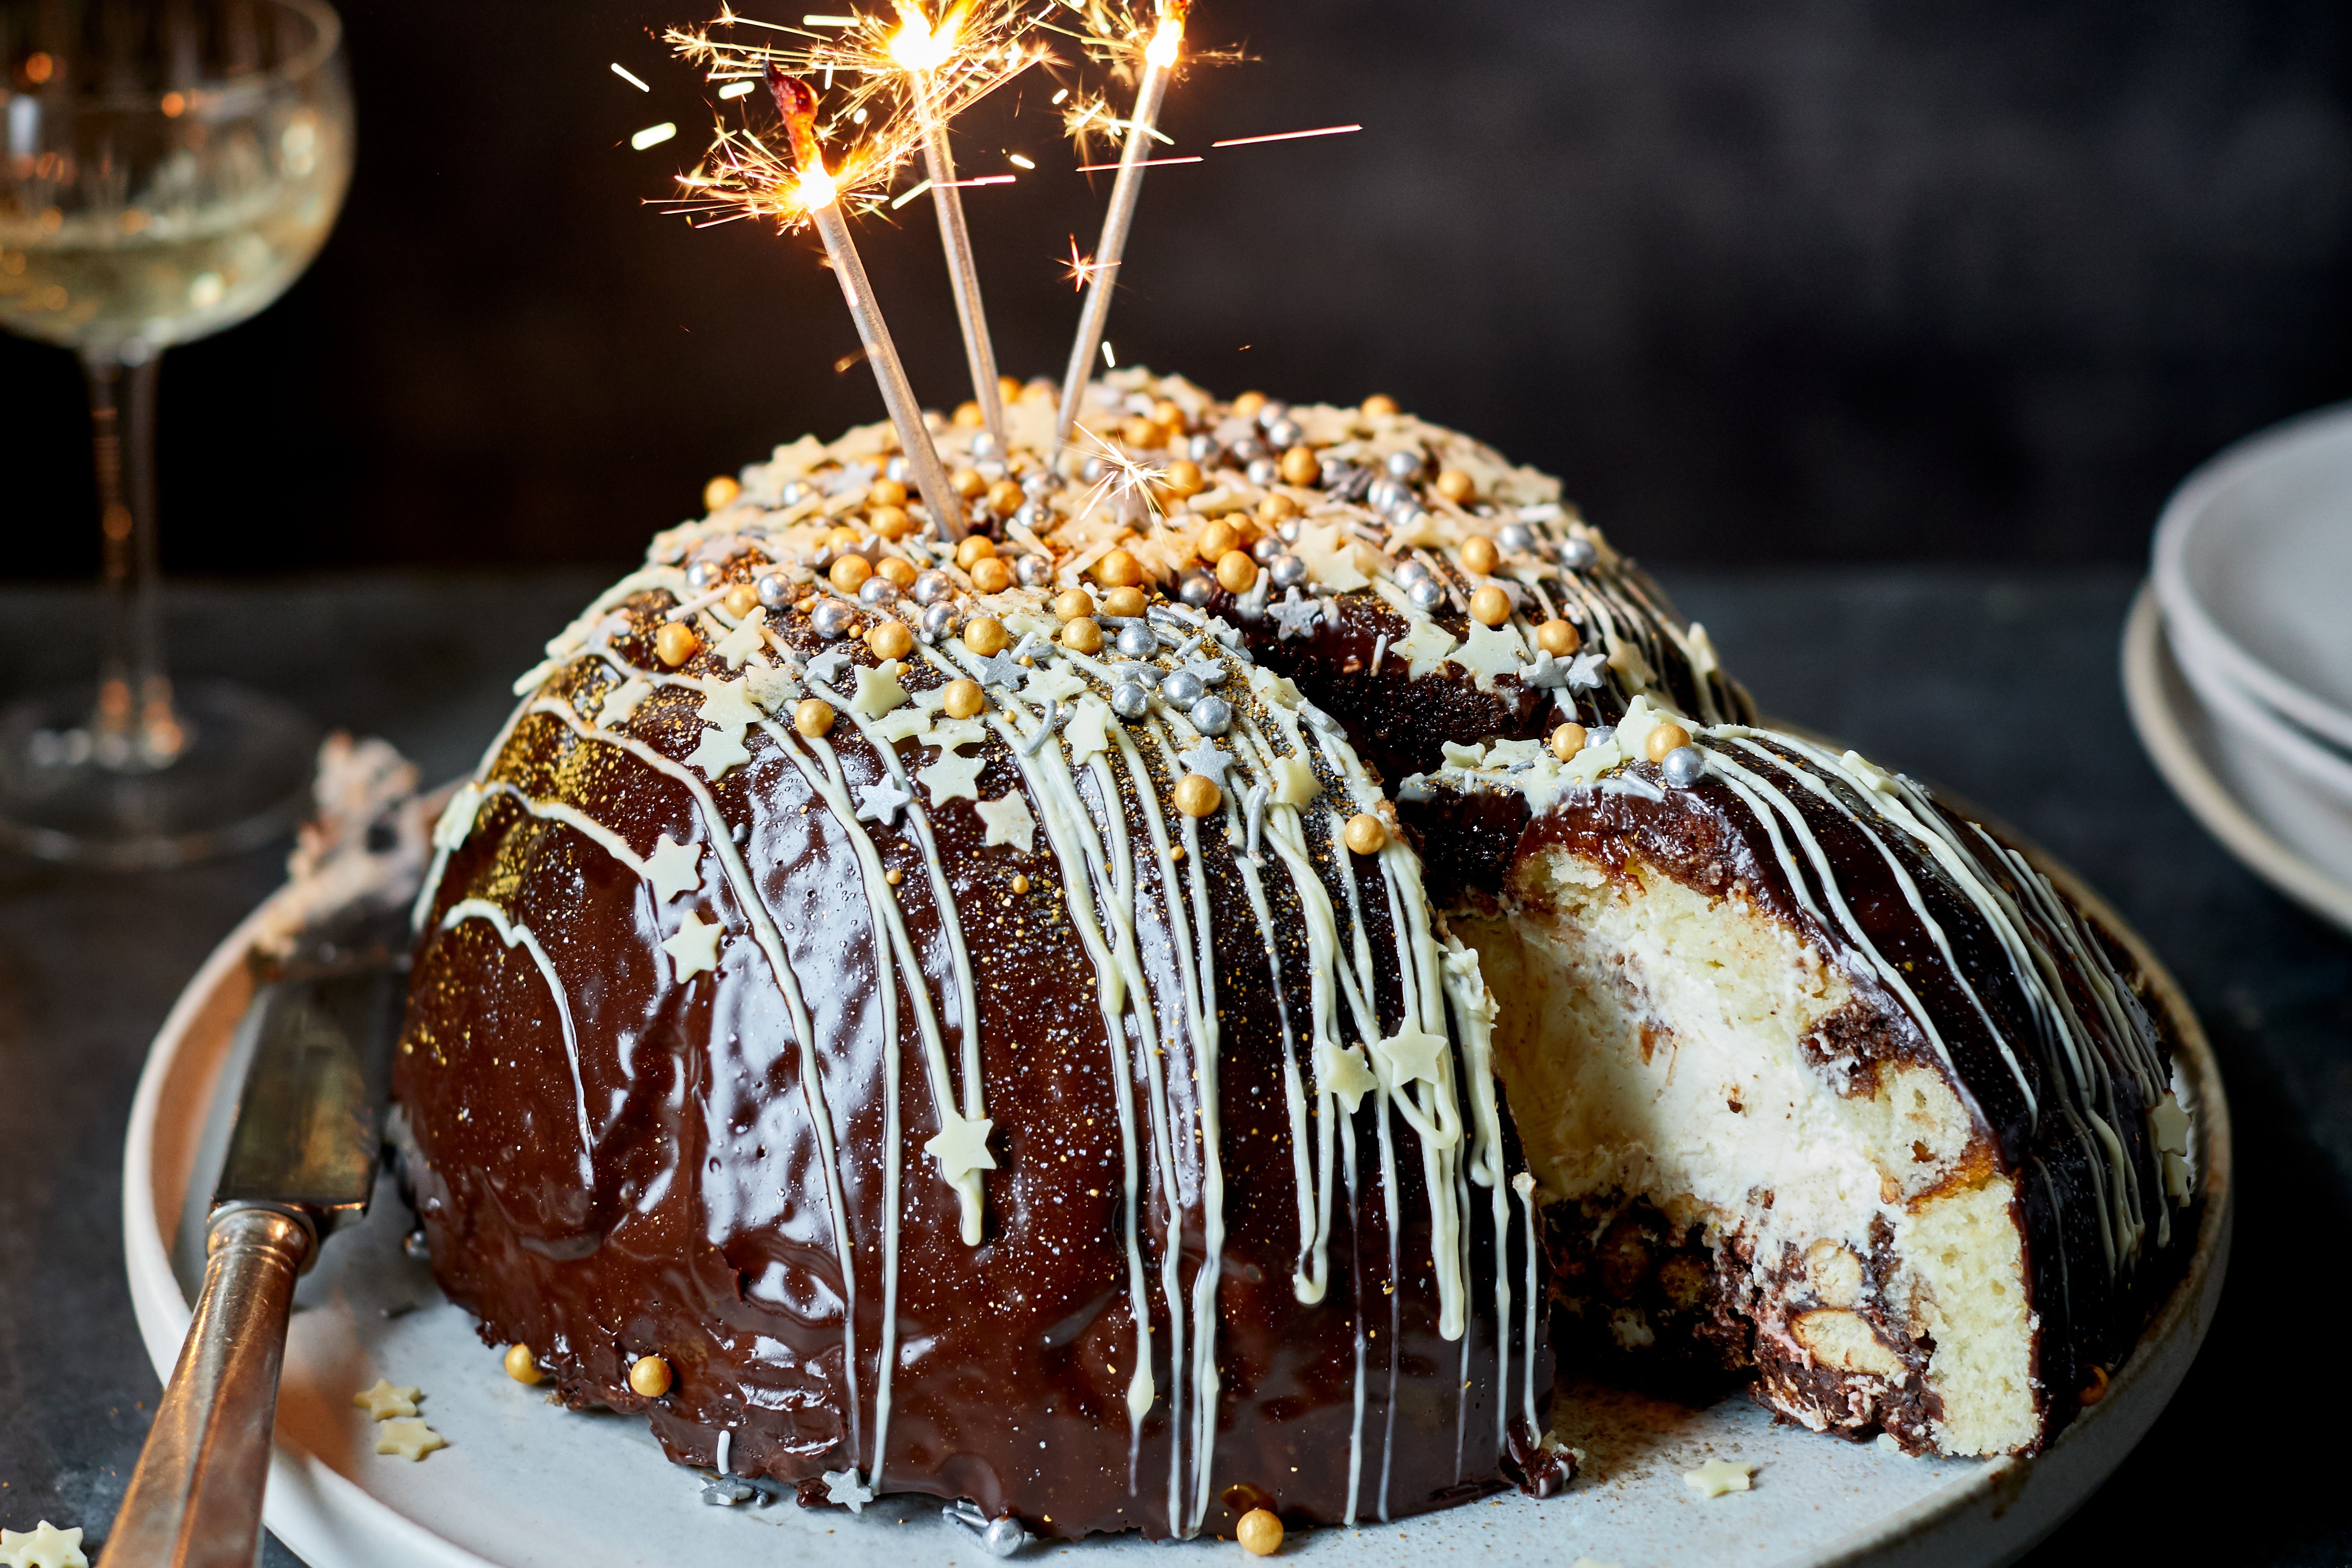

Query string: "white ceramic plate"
[[124, 869, 2230, 1568], [2123, 584, 2352, 936], [2152, 398, 2352, 753]]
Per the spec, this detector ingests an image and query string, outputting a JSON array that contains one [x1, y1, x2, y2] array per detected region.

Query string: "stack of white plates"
[[2127, 401, 2352, 935]]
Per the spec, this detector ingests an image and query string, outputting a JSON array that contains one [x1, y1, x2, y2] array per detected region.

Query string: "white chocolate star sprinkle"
[[856, 774, 916, 826], [686, 725, 752, 780], [1062, 696, 1114, 764], [662, 911, 723, 981], [1023, 663, 1087, 704], [698, 678, 761, 733], [804, 648, 851, 687], [711, 607, 767, 668], [849, 659, 910, 718], [1177, 739, 1232, 788], [923, 719, 989, 752], [598, 677, 654, 726], [1372, 1027, 1448, 1090], [351, 1378, 421, 1421], [1292, 521, 1372, 593], [1270, 755, 1320, 806], [822, 1468, 875, 1514], [1566, 649, 1609, 690], [1397, 619, 1458, 680], [1268, 588, 1324, 640], [1455, 618, 1529, 691], [373, 1418, 447, 1462], [645, 835, 704, 902], [745, 664, 799, 713], [872, 709, 930, 743], [918, 749, 987, 805], [925, 1111, 998, 1184], [2149, 1092, 2191, 1156], [974, 793, 1037, 854], [1684, 1458, 1754, 1498], [1315, 1041, 1380, 1113], [0, 1522, 86, 1568]]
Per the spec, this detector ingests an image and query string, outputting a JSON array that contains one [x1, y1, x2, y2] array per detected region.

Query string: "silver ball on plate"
[[1187, 433, 1222, 465], [1498, 521, 1535, 555], [911, 569, 954, 606], [757, 572, 794, 611], [1246, 457, 1279, 488], [1160, 670, 1204, 706], [919, 602, 958, 642], [686, 559, 722, 592], [1190, 696, 1233, 736], [1111, 681, 1152, 721], [1179, 570, 1217, 607], [979, 1517, 1031, 1559], [858, 576, 899, 608], [1116, 623, 1158, 660], [1662, 745, 1707, 789], [810, 599, 857, 640], [1409, 577, 1447, 612], [1265, 417, 1303, 451], [1558, 537, 1597, 570], [1385, 449, 1424, 480], [1015, 554, 1054, 588], [1269, 554, 1308, 591]]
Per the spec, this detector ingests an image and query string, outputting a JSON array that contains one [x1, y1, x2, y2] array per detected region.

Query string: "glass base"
[[0, 680, 320, 870]]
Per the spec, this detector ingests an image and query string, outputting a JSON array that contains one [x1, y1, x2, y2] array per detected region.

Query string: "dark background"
[[6, 0, 2352, 578]]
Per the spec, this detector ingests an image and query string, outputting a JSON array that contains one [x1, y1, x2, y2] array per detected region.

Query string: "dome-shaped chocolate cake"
[[394, 372, 2197, 1541]]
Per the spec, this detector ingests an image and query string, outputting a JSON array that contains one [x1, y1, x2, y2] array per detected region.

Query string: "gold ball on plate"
[[867, 620, 914, 660], [627, 1354, 673, 1399], [1236, 1507, 1283, 1556], [952, 400, 985, 429], [1256, 493, 1298, 524], [794, 698, 836, 739], [877, 556, 917, 590], [986, 478, 1025, 517], [1012, 872, 1031, 895], [655, 623, 699, 668], [503, 1344, 541, 1385], [703, 475, 740, 512], [942, 679, 985, 719], [952, 466, 988, 499], [1646, 721, 1692, 764], [1536, 618, 1581, 657], [1469, 585, 1513, 627], [963, 617, 1010, 657], [1121, 414, 1160, 448], [1231, 391, 1268, 420], [1162, 459, 1206, 500], [1342, 812, 1388, 856], [1278, 445, 1321, 487], [869, 504, 911, 541], [1550, 723, 1588, 762], [1174, 774, 1223, 818]]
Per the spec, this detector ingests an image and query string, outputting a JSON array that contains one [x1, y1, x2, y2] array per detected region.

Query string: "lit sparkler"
[[765, 69, 967, 538], [1052, 0, 1189, 455]]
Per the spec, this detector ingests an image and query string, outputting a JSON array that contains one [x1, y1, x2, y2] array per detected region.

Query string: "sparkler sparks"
[[1063, 235, 1101, 291], [1210, 122, 1360, 149], [612, 62, 652, 91]]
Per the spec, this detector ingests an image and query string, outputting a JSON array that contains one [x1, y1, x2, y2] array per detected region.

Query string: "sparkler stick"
[[891, 6, 1008, 447], [767, 67, 967, 540], [1052, 0, 1186, 455]]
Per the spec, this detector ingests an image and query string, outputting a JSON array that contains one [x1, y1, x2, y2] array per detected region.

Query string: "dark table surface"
[[3, 567, 2345, 1564]]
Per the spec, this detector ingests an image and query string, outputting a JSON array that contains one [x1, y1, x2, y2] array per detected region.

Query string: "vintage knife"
[[103, 921, 406, 1568]]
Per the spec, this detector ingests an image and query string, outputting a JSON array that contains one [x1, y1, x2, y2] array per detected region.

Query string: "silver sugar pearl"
[[1178, 570, 1217, 607], [858, 576, 899, 608], [1385, 449, 1424, 479], [1393, 504, 1430, 534], [886, 455, 911, 482], [1269, 554, 1308, 590], [1265, 417, 1303, 450], [1014, 502, 1053, 534], [1116, 624, 1158, 659], [1111, 681, 1152, 720], [1558, 537, 1596, 570], [1015, 554, 1054, 587], [1409, 577, 1447, 612], [1115, 662, 1156, 686], [912, 569, 954, 606], [1160, 670, 1205, 706], [1246, 457, 1279, 487], [810, 599, 857, 640], [403, 1228, 430, 1262], [757, 572, 794, 611], [1252, 534, 1283, 565], [1189, 696, 1234, 736], [919, 602, 958, 641], [1394, 558, 1432, 588], [1022, 470, 1055, 498], [780, 480, 812, 508], [1187, 433, 1222, 465], [1255, 400, 1289, 429], [686, 560, 722, 591], [980, 1517, 1031, 1558], [1662, 745, 1707, 789], [970, 431, 1001, 460], [1498, 521, 1535, 555], [1228, 435, 1267, 466], [1081, 457, 1106, 482], [1278, 519, 1301, 544]]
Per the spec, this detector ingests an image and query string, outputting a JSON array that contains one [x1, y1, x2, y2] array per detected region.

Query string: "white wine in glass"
[[0, 0, 352, 868]]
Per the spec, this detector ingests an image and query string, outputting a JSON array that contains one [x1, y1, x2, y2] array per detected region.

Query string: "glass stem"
[[85, 350, 183, 772]]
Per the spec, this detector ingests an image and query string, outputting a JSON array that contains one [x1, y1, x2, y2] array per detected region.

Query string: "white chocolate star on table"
[[1683, 1458, 1754, 1498], [374, 1417, 447, 1462], [351, 1378, 420, 1421], [687, 725, 752, 780], [917, 748, 987, 806], [850, 659, 910, 718], [925, 1111, 998, 1184], [711, 607, 766, 668], [822, 1468, 875, 1514], [645, 835, 704, 902], [1315, 1040, 1380, 1113], [0, 1521, 88, 1568], [974, 793, 1037, 854], [1372, 1026, 1448, 1090], [662, 910, 723, 981], [1396, 618, 1458, 679], [1268, 588, 1324, 639]]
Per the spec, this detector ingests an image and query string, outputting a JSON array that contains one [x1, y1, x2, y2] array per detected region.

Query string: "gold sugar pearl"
[[1257, 493, 1298, 524], [1197, 519, 1242, 563], [1102, 585, 1148, 619], [942, 679, 985, 719], [1062, 616, 1104, 654], [953, 400, 986, 428], [1174, 774, 1223, 818], [703, 475, 740, 512], [1460, 535, 1499, 575], [1278, 444, 1321, 487], [956, 535, 998, 570], [655, 622, 699, 668], [869, 476, 909, 508], [827, 524, 864, 552], [1095, 549, 1146, 589], [952, 467, 988, 499], [1469, 585, 1513, 627], [829, 555, 873, 594], [1536, 618, 1581, 657], [986, 478, 1025, 517], [1360, 393, 1399, 418], [1162, 459, 1206, 500], [504, 1343, 542, 1385], [1019, 378, 1057, 406], [1012, 873, 1031, 895], [1170, 844, 1186, 863], [971, 556, 1014, 594], [1051, 588, 1096, 622], [885, 867, 903, 887], [1151, 397, 1184, 430], [1435, 468, 1476, 504], [1342, 812, 1388, 856], [869, 504, 911, 541], [963, 617, 1010, 657], [724, 583, 759, 618], [794, 698, 836, 738], [627, 1354, 673, 1399], [2078, 1365, 2110, 1406], [1217, 550, 1258, 594], [1236, 1507, 1284, 1557], [877, 556, 917, 590], [1121, 414, 1160, 448], [1646, 720, 1692, 764], [998, 374, 1023, 404], [867, 620, 915, 660], [1551, 723, 1588, 762], [1231, 391, 1268, 420]]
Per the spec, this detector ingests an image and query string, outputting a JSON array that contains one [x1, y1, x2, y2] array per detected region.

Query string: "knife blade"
[[103, 919, 407, 1568]]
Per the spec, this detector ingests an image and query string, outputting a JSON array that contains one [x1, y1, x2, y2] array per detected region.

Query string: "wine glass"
[[0, 0, 351, 869]]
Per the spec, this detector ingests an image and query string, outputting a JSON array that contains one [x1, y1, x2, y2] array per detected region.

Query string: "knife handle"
[[103, 1206, 314, 1568]]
